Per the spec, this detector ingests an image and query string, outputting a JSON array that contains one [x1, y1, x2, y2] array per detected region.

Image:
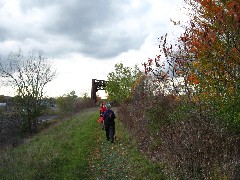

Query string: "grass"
[[0, 107, 165, 179]]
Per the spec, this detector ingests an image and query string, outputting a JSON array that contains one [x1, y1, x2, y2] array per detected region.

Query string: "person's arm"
[[103, 111, 106, 120]]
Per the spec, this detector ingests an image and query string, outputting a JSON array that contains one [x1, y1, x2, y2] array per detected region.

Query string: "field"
[[0, 107, 165, 179]]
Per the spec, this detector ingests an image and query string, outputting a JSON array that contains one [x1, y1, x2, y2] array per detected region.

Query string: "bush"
[[56, 91, 96, 117], [74, 97, 95, 112], [158, 102, 240, 179], [0, 109, 22, 147], [117, 101, 151, 156], [146, 94, 178, 130], [117, 93, 240, 179], [214, 92, 240, 134]]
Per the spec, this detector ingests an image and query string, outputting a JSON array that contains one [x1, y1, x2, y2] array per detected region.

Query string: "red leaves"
[[187, 74, 199, 85]]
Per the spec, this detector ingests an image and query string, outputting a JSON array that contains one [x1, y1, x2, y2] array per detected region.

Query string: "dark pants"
[[104, 121, 115, 142]]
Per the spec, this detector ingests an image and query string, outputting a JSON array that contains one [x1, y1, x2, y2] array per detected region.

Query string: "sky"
[[0, 0, 186, 98]]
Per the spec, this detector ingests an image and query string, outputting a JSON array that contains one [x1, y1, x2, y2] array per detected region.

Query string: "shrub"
[[157, 102, 240, 179], [117, 92, 240, 179], [56, 91, 96, 117], [117, 101, 151, 155], [0, 109, 22, 147]]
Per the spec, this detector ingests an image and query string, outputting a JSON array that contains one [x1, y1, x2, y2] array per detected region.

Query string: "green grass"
[[0, 108, 165, 179]]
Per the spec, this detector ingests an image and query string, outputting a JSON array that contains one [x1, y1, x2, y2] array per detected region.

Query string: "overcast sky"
[[0, 0, 186, 98]]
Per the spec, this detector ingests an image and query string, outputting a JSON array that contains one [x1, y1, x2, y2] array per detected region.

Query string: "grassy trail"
[[0, 108, 164, 179]]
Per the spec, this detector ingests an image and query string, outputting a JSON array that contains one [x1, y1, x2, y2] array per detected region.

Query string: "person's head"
[[106, 103, 111, 109]]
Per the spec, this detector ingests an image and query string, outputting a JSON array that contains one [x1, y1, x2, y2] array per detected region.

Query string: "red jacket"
[[100, 106, 107, 117]]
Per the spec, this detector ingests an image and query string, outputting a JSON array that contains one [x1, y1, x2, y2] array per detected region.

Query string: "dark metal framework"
[[91, 79, 108, 102]]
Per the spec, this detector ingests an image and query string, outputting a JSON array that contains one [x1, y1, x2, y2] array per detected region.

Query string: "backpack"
[[105, 111, 114, 123]]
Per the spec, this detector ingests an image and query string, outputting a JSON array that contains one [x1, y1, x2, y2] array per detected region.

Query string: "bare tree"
[[0, 49, 57, 133]]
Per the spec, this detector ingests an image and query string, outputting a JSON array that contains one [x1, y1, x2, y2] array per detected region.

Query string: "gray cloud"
[[18, 0, 150, 59], [0, 27, 9, 41], [19, 0, 59, 10]]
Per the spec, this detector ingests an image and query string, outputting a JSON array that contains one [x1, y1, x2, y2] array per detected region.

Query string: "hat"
[[106, 103, 111, 109]]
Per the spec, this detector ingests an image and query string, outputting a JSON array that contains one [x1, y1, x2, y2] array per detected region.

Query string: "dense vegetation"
[[55, 90, 95, 116], [109, 0, 240, 178]]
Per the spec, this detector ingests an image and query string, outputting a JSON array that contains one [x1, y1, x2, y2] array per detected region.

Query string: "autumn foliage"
[[184, 0, 240, 99], [117, 0, 240, 179]]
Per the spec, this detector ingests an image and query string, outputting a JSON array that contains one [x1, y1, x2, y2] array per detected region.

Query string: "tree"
[[183, 0, 240, 97], [56, 91, 95, 116], [144, 0, 240, 103], [105, 63, 141, 103], [176, 0, 240, 128], [142, 0, 240, 178], [55, 90, 78, 116], [0, 49, 57, 133]]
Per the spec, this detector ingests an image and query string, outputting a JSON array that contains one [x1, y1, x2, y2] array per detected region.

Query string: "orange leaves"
[[189, 47, 198, 53], [161, 71, 168, 79], [187, 74, 199, 84], [191, 40, 200, 47], [198, 0, 212, 7], [189, 39, 201, 53]]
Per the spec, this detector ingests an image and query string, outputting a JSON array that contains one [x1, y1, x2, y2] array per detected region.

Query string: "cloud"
[[0, 0, 183, 59], [43, 53, 118, 97], [0, 0, 187, 97], [0, 0, 155, 59]]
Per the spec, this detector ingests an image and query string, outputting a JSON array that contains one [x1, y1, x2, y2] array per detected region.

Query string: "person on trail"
[[98, 102, 107, 130], [103, 103, 116, 143]]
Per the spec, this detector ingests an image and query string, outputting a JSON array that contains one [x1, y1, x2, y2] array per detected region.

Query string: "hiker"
[[98, 102, 107, 130], [103, 103, 116, 143]]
